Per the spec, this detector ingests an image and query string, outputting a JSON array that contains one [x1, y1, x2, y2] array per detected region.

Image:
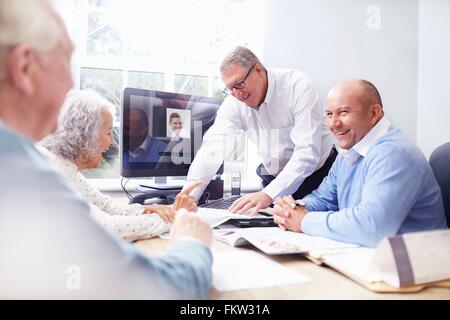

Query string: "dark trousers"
[[256, 146, 338, 200]]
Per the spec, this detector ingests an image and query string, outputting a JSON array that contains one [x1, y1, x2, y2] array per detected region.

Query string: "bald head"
[[328, 79, 383, 111], [326, 79, 384, 150]]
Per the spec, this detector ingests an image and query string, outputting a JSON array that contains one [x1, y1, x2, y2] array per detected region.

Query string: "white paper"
[[212, 251, 310, 291]]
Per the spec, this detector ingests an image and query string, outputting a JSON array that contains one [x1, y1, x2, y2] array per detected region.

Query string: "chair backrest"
[[429, 142, 450, 227]]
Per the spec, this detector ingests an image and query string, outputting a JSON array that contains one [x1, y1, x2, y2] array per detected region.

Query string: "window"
[[63, 0, 264, 183]]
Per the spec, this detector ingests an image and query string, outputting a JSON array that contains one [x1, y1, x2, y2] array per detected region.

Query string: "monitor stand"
[[130, 177, 183, 205], [138, 176, 184, 190]]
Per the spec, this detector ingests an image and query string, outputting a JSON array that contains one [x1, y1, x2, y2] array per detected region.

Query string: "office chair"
[[429, 142, 450, 227]]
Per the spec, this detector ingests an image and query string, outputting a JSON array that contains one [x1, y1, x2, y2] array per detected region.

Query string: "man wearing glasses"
[[185, 46, 336, 215]]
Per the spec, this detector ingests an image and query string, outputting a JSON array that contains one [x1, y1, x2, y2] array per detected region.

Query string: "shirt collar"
[[0, 120, 34, 148], [259, 69, 274, 108], [130, 136, 149, 157], [341, 116, 391, 163]]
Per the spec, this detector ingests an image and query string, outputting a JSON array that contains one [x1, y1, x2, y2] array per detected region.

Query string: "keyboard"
[[199, 195, 241, 210]]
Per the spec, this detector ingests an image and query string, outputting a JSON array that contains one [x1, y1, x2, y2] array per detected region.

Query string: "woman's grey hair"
[[0, 0, 62, 79], [41, 90, 115, 163], [220, 46, 266, 74]]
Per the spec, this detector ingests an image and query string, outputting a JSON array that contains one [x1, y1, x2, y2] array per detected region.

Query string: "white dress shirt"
[[37, 145, 170, 241], [186, 68, 334, 200]]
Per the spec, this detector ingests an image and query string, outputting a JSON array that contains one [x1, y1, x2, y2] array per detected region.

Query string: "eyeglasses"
[[222, 63, 256, 96]]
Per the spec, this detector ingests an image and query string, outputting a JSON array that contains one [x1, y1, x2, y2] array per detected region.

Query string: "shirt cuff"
[[262, 183, 280, 200], [302, 194, 320, 212], [301, 210, 331, 236], [184, 180, 207, 201]]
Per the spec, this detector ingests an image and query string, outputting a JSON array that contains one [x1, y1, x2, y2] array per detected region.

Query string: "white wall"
[[263, 0, 419, 142], [417, 0, 450, 158]]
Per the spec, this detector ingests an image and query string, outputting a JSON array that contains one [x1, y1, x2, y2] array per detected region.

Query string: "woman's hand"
[[143, 204, 175, 223]]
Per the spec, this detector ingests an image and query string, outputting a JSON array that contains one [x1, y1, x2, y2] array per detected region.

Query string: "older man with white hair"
[[0, 0, 212, 299], [185, 46, 336, 215]]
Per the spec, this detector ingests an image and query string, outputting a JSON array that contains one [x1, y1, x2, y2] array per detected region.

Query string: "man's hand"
[[170, 209, 213, 247], [142, 181, 202, 222], [172, 180, 203, 212], [229, 192, 273, 215], [273, 195, 308, 232], [143, 204, 175, 223]]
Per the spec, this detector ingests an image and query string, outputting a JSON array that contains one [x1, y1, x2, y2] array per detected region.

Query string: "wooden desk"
[[135, 237, 450, 300]]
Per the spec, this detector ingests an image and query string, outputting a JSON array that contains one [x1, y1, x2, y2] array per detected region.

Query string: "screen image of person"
[[167, 109, 191, 140], [169, 112, 183, 139], [123, 108, 167, 167], [155, 109, 192, 169]]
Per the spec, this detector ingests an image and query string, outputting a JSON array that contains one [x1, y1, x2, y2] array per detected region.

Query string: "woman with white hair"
[[39, 89, 196, 241]]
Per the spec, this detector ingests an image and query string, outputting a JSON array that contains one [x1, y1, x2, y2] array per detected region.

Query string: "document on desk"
[[212, 251, 310, 291], [197, 207, 272, 228], [213, 227, 358, 255]]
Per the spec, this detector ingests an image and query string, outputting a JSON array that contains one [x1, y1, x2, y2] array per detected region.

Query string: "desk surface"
[[135, 237, 450, 300]]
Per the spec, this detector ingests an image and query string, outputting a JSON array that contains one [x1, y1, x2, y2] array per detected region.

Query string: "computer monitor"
[[120, 87, 223, 184]]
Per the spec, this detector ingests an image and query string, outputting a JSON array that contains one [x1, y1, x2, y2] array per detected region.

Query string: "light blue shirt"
[[0, 123, 212, 299], [301, 118, 447, 247]]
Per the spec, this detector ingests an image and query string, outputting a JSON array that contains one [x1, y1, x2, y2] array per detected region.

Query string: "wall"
[[263, 0, 419, 142], [417, 0, 450, 158]]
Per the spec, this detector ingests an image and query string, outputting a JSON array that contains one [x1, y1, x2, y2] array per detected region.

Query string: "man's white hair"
[[40, 90, 116, 163], [0, 0, 62, 79], [220, 46, 265, 74]]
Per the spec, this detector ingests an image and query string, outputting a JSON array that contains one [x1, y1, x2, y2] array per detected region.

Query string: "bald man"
[[273, 80, 447, 247]]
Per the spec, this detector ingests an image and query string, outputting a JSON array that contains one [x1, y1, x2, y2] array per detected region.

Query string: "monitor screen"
[[120, 87, 223, 178]]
